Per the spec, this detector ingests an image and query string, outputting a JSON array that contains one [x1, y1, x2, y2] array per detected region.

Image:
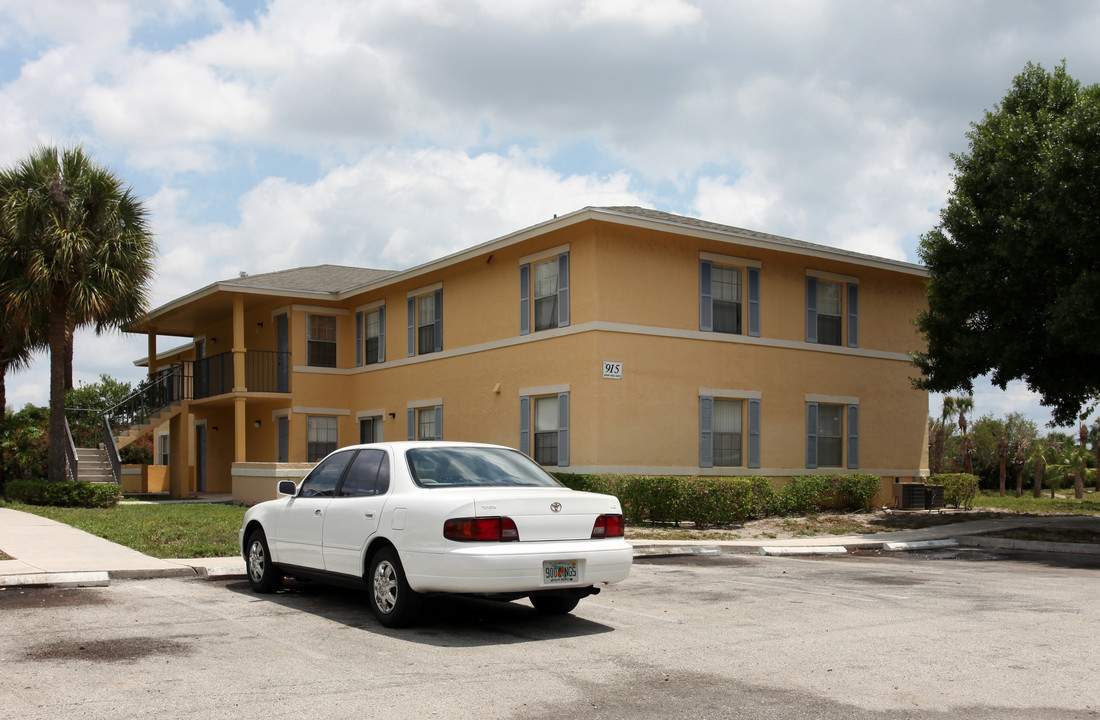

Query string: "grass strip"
[[969, 493, 1100, 515], [3, 501, 246, 559]]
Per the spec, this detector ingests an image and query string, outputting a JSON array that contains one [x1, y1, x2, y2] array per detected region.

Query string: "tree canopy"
[[0, 145, 155, 481], [913, 62, 1100, 426]]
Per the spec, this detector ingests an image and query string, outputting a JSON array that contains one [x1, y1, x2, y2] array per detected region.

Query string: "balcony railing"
[[193, 350, 290, 399]]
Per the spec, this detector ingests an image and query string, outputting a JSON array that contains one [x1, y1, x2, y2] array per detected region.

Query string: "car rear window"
[[405, 447, 563, 488]]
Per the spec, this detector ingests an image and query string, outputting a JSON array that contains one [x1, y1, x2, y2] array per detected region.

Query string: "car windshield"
[[405, 447, 563, 488]]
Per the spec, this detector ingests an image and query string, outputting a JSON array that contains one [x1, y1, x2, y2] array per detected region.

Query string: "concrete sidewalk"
[[2, 507, 1098, 590]]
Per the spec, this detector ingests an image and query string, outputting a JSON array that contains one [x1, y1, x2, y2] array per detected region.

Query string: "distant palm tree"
[[1028, 438, 1049, 498], [929, 396, 959, 474], [0, 146, 154, 482], [1047, 438, 1096, 501]]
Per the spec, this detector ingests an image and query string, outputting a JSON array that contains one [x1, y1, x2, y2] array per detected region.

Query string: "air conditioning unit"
[[894, 483, 926, 510]]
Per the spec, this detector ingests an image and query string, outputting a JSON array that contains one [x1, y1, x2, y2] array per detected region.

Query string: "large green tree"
[[0, 146, 155, 482], [913, 62, 1100, 426]]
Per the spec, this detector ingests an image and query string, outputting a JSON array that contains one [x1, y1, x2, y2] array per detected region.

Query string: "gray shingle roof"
[[219, 264, 397, 294]]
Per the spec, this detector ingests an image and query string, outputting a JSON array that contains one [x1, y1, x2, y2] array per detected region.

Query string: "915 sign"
[[603, 362, 623, 379]]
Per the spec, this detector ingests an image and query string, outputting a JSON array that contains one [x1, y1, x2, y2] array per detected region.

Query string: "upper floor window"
[[356, 306, 385, 366], [407, 289, 442, 356], [806, 400, 859, 469], [520, 252, 570, 335], [700, 258, 760, 337], [307, 314, 337, 367], [806, 275, 859, 348]]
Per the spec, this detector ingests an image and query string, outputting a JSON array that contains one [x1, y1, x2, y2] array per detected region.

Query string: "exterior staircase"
[[114, 402, 182, 449], [74, 447, 116, 484]]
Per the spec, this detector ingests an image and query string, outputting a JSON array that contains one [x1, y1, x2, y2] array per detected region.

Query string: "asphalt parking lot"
[[2, 550, 1098, 720]]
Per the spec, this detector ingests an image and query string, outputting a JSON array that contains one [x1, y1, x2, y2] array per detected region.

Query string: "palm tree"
[[1048, 443, 1096, 501], [1029, 438, 1049, 498], [929, 396, 958, 474], [0, 146, 154, 482]]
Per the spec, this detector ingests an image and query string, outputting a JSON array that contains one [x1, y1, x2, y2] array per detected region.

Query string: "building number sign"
[[603, 361, 623, 379]]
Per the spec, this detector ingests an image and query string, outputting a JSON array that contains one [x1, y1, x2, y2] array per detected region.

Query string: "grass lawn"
[[2, 501, 247, 559], [969, 490, 1100, 515]]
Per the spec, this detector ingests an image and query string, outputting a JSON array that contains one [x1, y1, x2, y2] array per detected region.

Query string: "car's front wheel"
[[245, 528, 283, 593], [368, 547, 422, 628], [529, 594, 581, 615]]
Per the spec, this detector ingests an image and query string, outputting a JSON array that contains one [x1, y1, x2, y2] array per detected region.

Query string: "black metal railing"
[[193, 350, 289, 399], [101, 414, 122, 483], [63, 417, 79, 483]]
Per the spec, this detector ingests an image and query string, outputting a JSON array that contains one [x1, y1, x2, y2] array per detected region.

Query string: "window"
[[699, 395, 761, 469], [806, 402, 859, 469], [520, 253, 570, 334], [407, 405, 443, 441], [712, 399, 743, 466], [356, 306, 385, 366], [306, 416, 338, 462], [307, 314, 337, 367], [700, 260, 759, 337], [806, 276, 859, 347], [519, 392, 570, 467], [299, 449, 353, 496], [407, 290, 442, 356], [158, 434, 170, 466], [337, 449, 389, 497]]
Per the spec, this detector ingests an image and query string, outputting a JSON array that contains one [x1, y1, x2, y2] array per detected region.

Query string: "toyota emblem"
[[550, 502, 562, 513]]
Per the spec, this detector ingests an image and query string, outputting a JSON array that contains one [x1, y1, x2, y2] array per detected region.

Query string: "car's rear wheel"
[[245, 528, 283, 593], [529, 594, 581, 615], [368, 547, 422, 628]]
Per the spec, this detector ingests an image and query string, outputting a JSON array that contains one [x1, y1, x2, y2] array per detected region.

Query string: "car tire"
[[529, 594, 581, 615], [368, 547, 422, 628], [245, 528, 284, 593]]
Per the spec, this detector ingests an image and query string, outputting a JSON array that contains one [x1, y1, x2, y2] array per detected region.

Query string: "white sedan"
[[240, 441, 633, 627]]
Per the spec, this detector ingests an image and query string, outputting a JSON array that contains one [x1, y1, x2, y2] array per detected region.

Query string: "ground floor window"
[[519, 391, 569, 467], [806, 401, 858, 469], [158, 434, 170, 466], [712, 398, 743, 467], [307, 416, 338, 462]]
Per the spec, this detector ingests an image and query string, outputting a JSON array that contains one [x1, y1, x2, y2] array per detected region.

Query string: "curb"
[[633, 545, 725, 558], [883, 539, 959, 552], [959, 536, 1100, 555], [0, 571, 110, 589], [759, 546, 848, 556]]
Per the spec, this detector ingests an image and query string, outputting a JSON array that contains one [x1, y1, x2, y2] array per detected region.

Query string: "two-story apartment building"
[[125, 206, 930, 503]]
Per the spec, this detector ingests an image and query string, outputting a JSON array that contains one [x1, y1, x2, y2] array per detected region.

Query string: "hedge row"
[[553, 473, 883, 527], [4, 479, 122, 508], [930, 473, 980, 510]]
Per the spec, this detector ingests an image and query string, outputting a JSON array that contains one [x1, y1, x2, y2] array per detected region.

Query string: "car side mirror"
[[277, 480, 298, 496]]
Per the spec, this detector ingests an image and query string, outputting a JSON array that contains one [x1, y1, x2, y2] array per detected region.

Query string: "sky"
[[2, 0, 1098, 429]]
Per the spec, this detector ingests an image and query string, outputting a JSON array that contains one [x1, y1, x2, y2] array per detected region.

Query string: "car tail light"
[[444, 517, 520, 542], [591, 514, 625, 538]]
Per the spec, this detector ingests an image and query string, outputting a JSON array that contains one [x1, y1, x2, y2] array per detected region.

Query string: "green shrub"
[[832, 473, 883, 510], [933, 473, 980, 509], [5, 479, 122, 508], [781, 475, 832, 514], [684, 476, 779, 526]]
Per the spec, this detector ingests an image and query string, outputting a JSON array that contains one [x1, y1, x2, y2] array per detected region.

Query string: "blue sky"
[[2, 0, 1099, 429]]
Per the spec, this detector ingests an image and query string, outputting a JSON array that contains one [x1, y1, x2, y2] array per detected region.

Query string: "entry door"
[[278, 416, 289, 463], [196, 424, 207, 492], [276, 314, 289, 393], [360, 416, 382, 444]]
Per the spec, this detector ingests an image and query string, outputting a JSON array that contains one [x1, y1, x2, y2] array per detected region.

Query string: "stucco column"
[[168, 404, 192, 499], [234, 396, 247, 463], [232, 293, 246, 392], [147, 332, 156, 378]]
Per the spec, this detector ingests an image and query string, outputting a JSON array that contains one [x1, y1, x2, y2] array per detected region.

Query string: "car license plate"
[[543, 560, 578, 584]]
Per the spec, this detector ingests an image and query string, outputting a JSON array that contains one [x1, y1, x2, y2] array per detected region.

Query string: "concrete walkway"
[[1, 507, 1098, 589]]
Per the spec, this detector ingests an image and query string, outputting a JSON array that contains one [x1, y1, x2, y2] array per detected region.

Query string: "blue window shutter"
[[407, 297, 415, 357], [377, 305, 386, 363], [519, 396, 530, 455], [847, 404, 859, 469], [433, 289, 443, 353], [847, 283, 859, 348], [806, 277, 818, 343], [699, 396, 714, 468], [355, 312, 363, 367], [557, 253, 570, 327], [699, 261, 713, 332], [434, 405, 443, 440], [519, 263, 531, 335], [407, 408, 415, 441], [806, 402, 819, 469], [747, 266, 761, 337], [747, 398, 761, 469], [557, 391, 570, 467]]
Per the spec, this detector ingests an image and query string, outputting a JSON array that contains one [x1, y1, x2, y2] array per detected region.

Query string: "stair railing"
[[63, 416, 79, 483], [100, 414, 122, 484]]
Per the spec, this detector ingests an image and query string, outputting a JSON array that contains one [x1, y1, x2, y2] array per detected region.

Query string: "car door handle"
[[314, 509, 323, 516], [364, 512, 374, 519]]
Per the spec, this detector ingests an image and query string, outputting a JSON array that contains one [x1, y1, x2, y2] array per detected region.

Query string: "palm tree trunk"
[[1074, 470, 1084, 500], [64, 318, 75, 392], [999, 455, 1006, 497], [47, 294, 69, 483], [1033, 458, 1043, 498], [1015, 465, 1024, 498]]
